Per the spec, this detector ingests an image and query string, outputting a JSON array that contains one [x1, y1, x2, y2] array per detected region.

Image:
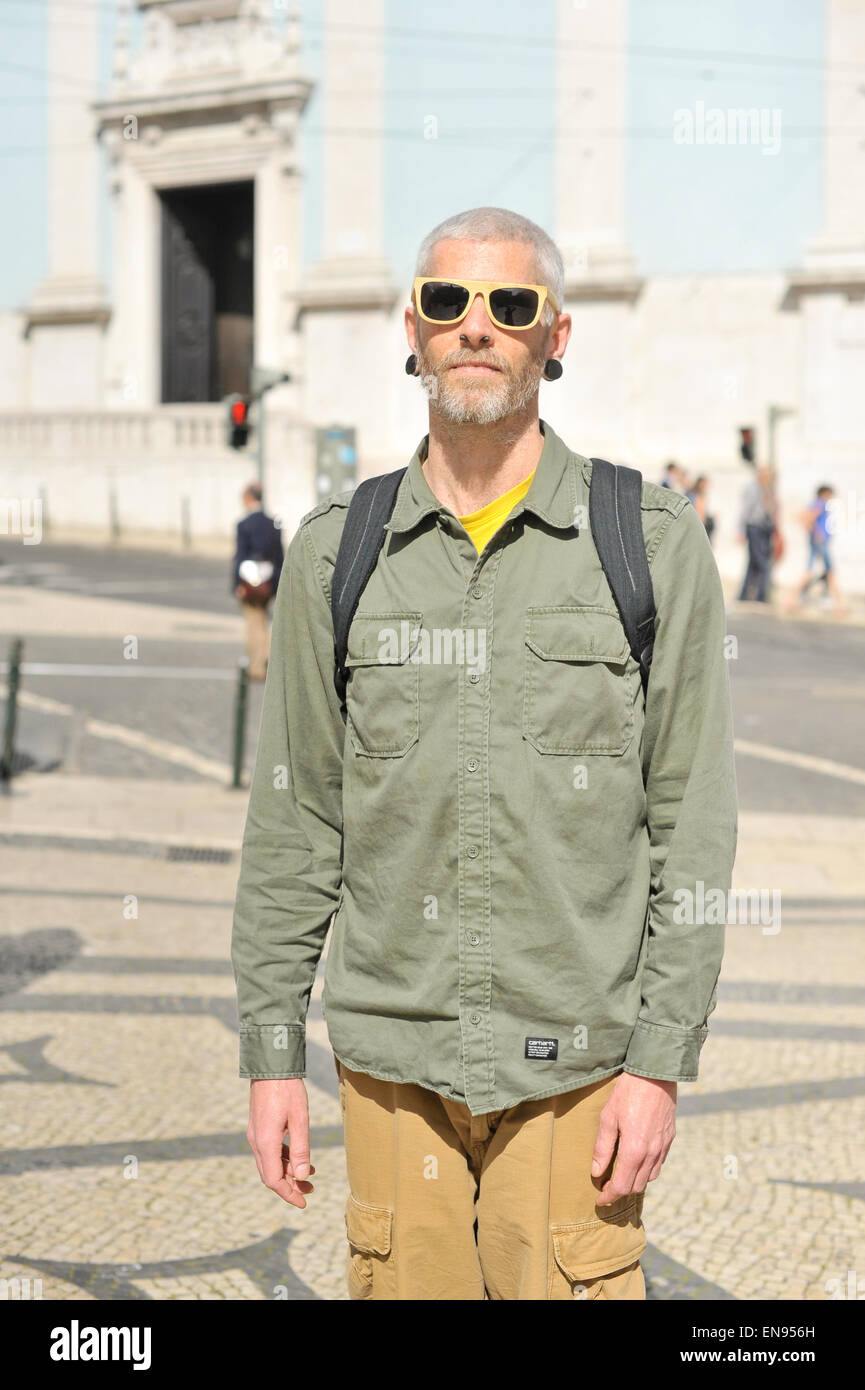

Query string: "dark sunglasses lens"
[[489, 287, 539, 327], [420, 281, 470, 321]]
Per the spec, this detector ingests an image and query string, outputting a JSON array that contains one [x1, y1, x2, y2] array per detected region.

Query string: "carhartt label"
[[525, 1037, 558, 1060]]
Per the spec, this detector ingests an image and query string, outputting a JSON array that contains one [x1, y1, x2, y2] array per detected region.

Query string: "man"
[[790, 484, 844, 615], [231, 207, 737, 1301], [687, 474, 716, 546], [737, 465, 778, 603], [231, 482, 283, 680], [661, 460, 687, 491]]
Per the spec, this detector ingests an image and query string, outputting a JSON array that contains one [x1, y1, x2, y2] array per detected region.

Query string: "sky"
[[0, 0, 826, 310]]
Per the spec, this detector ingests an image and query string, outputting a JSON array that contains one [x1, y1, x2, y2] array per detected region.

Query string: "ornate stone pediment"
[[105, 0, 305, 106]]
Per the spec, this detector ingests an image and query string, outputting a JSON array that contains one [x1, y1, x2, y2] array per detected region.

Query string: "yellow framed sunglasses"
[[413, 277, 560, 331]]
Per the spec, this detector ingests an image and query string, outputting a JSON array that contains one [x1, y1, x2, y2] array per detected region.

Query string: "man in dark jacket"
[[232, 482, 284, 680]]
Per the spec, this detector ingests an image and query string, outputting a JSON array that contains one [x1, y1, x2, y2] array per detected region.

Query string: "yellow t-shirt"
[[457, 469, 536, 554]]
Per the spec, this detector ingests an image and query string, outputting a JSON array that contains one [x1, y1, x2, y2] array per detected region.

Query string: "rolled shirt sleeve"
[[624, 499, 738, 1081], [230, 521, 345, 1078]]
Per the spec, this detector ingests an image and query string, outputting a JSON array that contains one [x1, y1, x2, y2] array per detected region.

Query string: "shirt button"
[[471, 585, 483, 599], [466, 844, 479, 858], [468, 671, 480, 683], [466, 757, 479, 772], [469, 1012, 481, 1025], [466, 931, 480, 946]]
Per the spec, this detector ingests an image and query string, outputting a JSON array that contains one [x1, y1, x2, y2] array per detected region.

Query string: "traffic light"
[[226, 395, 251, 449], [739, 426, 756, 465]]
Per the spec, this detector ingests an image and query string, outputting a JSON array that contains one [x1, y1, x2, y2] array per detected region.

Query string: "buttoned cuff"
[[239, 1023, 306, 1078], [623, 1018, 708, 1082]]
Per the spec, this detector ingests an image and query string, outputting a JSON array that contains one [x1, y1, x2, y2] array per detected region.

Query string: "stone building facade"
[[0, 0, 863, 591]]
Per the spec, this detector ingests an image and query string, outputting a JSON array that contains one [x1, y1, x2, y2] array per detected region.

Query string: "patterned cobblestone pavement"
[[0, 778, 863, 1301]]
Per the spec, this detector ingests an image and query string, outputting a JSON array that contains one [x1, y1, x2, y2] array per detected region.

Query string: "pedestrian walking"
[[687, 474, 716, 545], [231, 206, 737, 1301], [788, 484, 845, 615], [738, 465, 778, 602], [232, 482, 284, 681], [661, 460, 687, 491]]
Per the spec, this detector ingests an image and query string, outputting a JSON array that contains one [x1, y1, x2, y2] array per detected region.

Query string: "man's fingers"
[[282, 1149, 316, 1189], [258, 1142, 291, 1192], [597, 1144, 667, 1203], [590, 1108, 619, 1177], [649, 1136, 673, 1183], [283, 1158, 316, 1178], [251, 1144, 308, 1207], [597, 1145, 642, 1204], [631, 1158, 656, 1194], [268, 1174, 309, 1210], [645, 1135, 675, 1185], [286, 1130, 312, 1181]]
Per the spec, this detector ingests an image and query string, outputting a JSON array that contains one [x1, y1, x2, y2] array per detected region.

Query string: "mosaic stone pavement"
[[1, 788, 863, 1302]]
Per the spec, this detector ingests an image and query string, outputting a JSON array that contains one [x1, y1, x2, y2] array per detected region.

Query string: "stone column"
[[547, 0, 640, 461], [26, 0, 109, 407], [301, 0, 395, 303], [298, 0, 398, 473], [555, 0, 638, 291], [783, 0, 865, 595], [103, 149, 161, 410], [806, 0, 865, 268]]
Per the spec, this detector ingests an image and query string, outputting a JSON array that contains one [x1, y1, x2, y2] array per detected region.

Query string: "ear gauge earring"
[[544, 359, 563, 381], [405, 353, 418, 376]]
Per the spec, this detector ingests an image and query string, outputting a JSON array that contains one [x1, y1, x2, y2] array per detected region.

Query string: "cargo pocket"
[[549, 1192, 646, 1300], [523, 606, 638, 755], [345, 1192, 393, 1300], [345, 611, 422, 757]]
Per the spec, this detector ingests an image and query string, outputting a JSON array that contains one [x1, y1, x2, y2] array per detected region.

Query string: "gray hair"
[[414, 207, 564, 327]]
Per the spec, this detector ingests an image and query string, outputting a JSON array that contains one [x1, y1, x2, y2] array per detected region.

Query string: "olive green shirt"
[[230, 419, 737, 1115]]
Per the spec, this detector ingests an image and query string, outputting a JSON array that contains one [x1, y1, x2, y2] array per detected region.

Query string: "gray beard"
[[415, 347, 546, 426]]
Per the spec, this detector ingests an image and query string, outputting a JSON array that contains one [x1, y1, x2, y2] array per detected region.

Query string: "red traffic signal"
[[226, 395, 251, 449]]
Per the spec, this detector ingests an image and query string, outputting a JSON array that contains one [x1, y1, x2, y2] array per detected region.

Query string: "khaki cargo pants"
[[336, 1059, 646, 1301]]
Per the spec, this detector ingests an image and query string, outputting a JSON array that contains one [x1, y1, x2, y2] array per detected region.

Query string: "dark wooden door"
[[160, 199, 216, 404], [160, 183, 253, 403]]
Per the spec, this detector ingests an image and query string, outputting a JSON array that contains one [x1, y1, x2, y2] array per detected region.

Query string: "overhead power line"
[[2, 0, 864, 75]]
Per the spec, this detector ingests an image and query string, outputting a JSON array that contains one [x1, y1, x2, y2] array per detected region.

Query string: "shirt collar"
[[385, 418, 581, 536]]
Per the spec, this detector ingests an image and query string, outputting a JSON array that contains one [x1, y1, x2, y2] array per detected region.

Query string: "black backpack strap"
[[331, 468, 407, 721], [588, 457, 656, 692]]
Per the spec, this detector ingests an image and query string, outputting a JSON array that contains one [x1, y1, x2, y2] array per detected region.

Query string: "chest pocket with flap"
[[344, 611, 422, 757], [523, 606, 638, 755]]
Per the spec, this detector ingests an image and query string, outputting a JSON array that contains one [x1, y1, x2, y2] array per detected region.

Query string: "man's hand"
[[247, 1078, 316, 1209], [591, 1072, 677, 1206]]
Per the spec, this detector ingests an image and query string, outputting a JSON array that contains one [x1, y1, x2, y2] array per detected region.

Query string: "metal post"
[[109, 488, 120, 541], [768, 404, 795, 472], [181, 494, 191, 550], [250, 366, 290, 494], [256, 391, 265, 491], [232, 657, 250, 789], [1, 637, 23, 783]]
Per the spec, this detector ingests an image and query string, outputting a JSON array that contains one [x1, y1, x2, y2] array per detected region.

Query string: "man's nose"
[[459, 292, 494, 342]]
